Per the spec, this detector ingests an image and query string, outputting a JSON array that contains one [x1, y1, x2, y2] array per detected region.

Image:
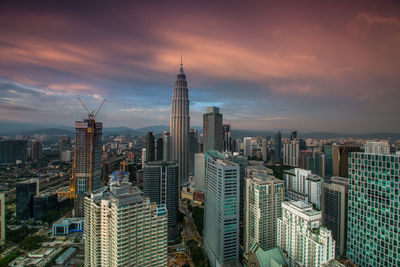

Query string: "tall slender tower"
[[170, 58, 190, 187]]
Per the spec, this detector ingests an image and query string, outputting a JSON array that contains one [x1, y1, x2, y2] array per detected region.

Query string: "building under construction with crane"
[[59, 99, 105, 217]]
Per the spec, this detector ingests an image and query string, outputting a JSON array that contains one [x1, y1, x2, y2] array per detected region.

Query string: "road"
[[179, 201, 202, 244]]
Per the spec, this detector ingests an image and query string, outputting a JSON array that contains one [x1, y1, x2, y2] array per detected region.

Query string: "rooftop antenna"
[[78, 98, 106, 120]]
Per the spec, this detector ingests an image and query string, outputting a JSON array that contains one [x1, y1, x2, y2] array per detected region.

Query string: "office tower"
[[347, 152, 400, 266], [162, 132, 172, 161], [16, 178, 39, 219], [244, 137, 252, 157], [204, 151, 240, 266], [59, 137, 71, 160], [156, 137, 163, 161], [307, 150, 326, 177], [284, 168, 323, 209], [141, 148, 146, 167], [283, 139, 300, 167], [170, 61, 190, 187], [274, 132, 282, 163], [84, 185, 168, 266], [143, 161, 179, 240], [299, 138, 307, 150], [194, 153, 205, 192], [277, 201, 336, 266], [261, 138, 268, 162], [332, 145, 360, 178], [145, 132, 155, 162], [31, 141, 42, 162], [290, 131, 297, 140], [203, 106, 223, 152], [72, 119, 102, 217], [299, 150, 312, 169], [364, 141, 390, 154], [321, 176, 348, 256], [0, 193, 4, 246], [223, 124, 232, 152], [33, 192, 58, 220], [244, 172, 284, 252], [189, 129, 198, 175], [0, 140, 27, 164], [323, 144, 333, 177]]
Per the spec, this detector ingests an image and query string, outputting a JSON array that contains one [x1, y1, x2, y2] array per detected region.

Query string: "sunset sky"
[[0, 0, 399, 133]]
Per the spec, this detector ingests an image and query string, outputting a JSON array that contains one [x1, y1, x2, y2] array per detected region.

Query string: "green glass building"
[[347, 152, 400, 266]]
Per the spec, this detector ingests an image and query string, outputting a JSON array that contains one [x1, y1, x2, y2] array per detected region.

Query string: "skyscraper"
[[243, 137, 252, 157], [170, 61, 190, 187], [162, 132, 172, 161], [72, 119, 102, 217], [189, 129, 198, 175], [0, 140, 27, 164], [204, 151, 240, 266], [283, 139, 300, 167], [16, 178, 39, 219], [156, 137, 163, 161], [194, 153, 205, 192], [332, 144, 360, 178], [145, 131, 155, 162], [261, 138, 268, 162], [223, 124, 232, 152], [31, 141, 42, 162], [0, 193, 5, 246], [59, 137, 71, 160], [323, 143, 333, 177], [203, 106, 223, 152], [143, 161, 179, 240], [347, 151, 400, 266], [274, 132, 282, 163], [244, 172, 284, 252], [84, 184, 168, 266], [277, 201, 335, 266], [321, 176, 348, 256]]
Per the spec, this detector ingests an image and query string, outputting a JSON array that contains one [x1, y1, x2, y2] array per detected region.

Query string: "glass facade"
[[347, 152, 400, 266]]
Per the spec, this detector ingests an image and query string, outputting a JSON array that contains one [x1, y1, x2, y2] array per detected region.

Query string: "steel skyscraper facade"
[[170, 62, 190, 187]]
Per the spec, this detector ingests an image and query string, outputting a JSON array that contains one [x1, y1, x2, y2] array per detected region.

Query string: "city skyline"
[[0, 1, 399, 133]]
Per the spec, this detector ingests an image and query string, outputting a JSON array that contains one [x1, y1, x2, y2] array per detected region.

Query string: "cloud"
[[0, 103, 38, 112]]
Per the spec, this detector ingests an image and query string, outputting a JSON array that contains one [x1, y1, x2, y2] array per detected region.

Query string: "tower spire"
[[180, 50, 183, 67], [178, 50, 185, 76]]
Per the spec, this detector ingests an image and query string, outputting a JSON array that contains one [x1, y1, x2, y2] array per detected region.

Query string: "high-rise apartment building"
[[274, 132, 282, 163], [204, 151, 240, 267], [321, 176, 348, 256], [145, 131, 155, 162], [244, 172, 284, 252], [223, 124, 232, 152], [347, 152, 400, 266], [283, 139, 300, 167], [194, 153, 205, 192], [84, 185, 168, 266], [16, 178, 39, 219], [0, 140, 27, 164], [72, 119, 102, 217], [243, 137, 252, 157], [0, 193, 5, 246], [332, 145, 360, 178], [277, 201, 335, 266], [31, 141, 42, 162], [143, 161, 179, 240], [170, 62, 190, 187], [203, 106, 223, 152]]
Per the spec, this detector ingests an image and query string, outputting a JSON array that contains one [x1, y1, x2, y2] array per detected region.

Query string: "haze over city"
[[0, 0, 399, 133]]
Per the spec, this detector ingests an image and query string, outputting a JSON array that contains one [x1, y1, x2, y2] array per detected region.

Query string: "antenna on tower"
[[78, 98, 106, 120]]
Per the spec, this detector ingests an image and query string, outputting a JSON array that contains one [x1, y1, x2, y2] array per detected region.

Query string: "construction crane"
[[78, 98, 106, 120]]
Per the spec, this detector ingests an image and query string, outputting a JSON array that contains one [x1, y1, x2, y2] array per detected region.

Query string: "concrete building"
[[143, 161, 179, 240], [58, 137, 71, 161], [0, 193, 4, 245], [261, 138, 268, 162], [204, 151, 240, 267], [244, 173, 284, 252], [31, 141, 42, 162], [244, 137, 252, 157], [16, 178, 39, 219], [170, 61, 190, 187], [72, 119, 102, 217], [364, 141, 390, 154], [141, 148, 146, 167], [321, 176, 348, 256], [84, 185, 168, 267], [203, 106, 223, 153], [283, 139, 299, 167], [347, 152, 400, 266], [194, 153, 205, 192], [0, 140, 27, 164], [277, 201, 335, 267]]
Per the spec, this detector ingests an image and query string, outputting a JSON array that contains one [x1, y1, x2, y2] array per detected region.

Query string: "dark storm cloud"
[[0, 0, 399, 132]]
